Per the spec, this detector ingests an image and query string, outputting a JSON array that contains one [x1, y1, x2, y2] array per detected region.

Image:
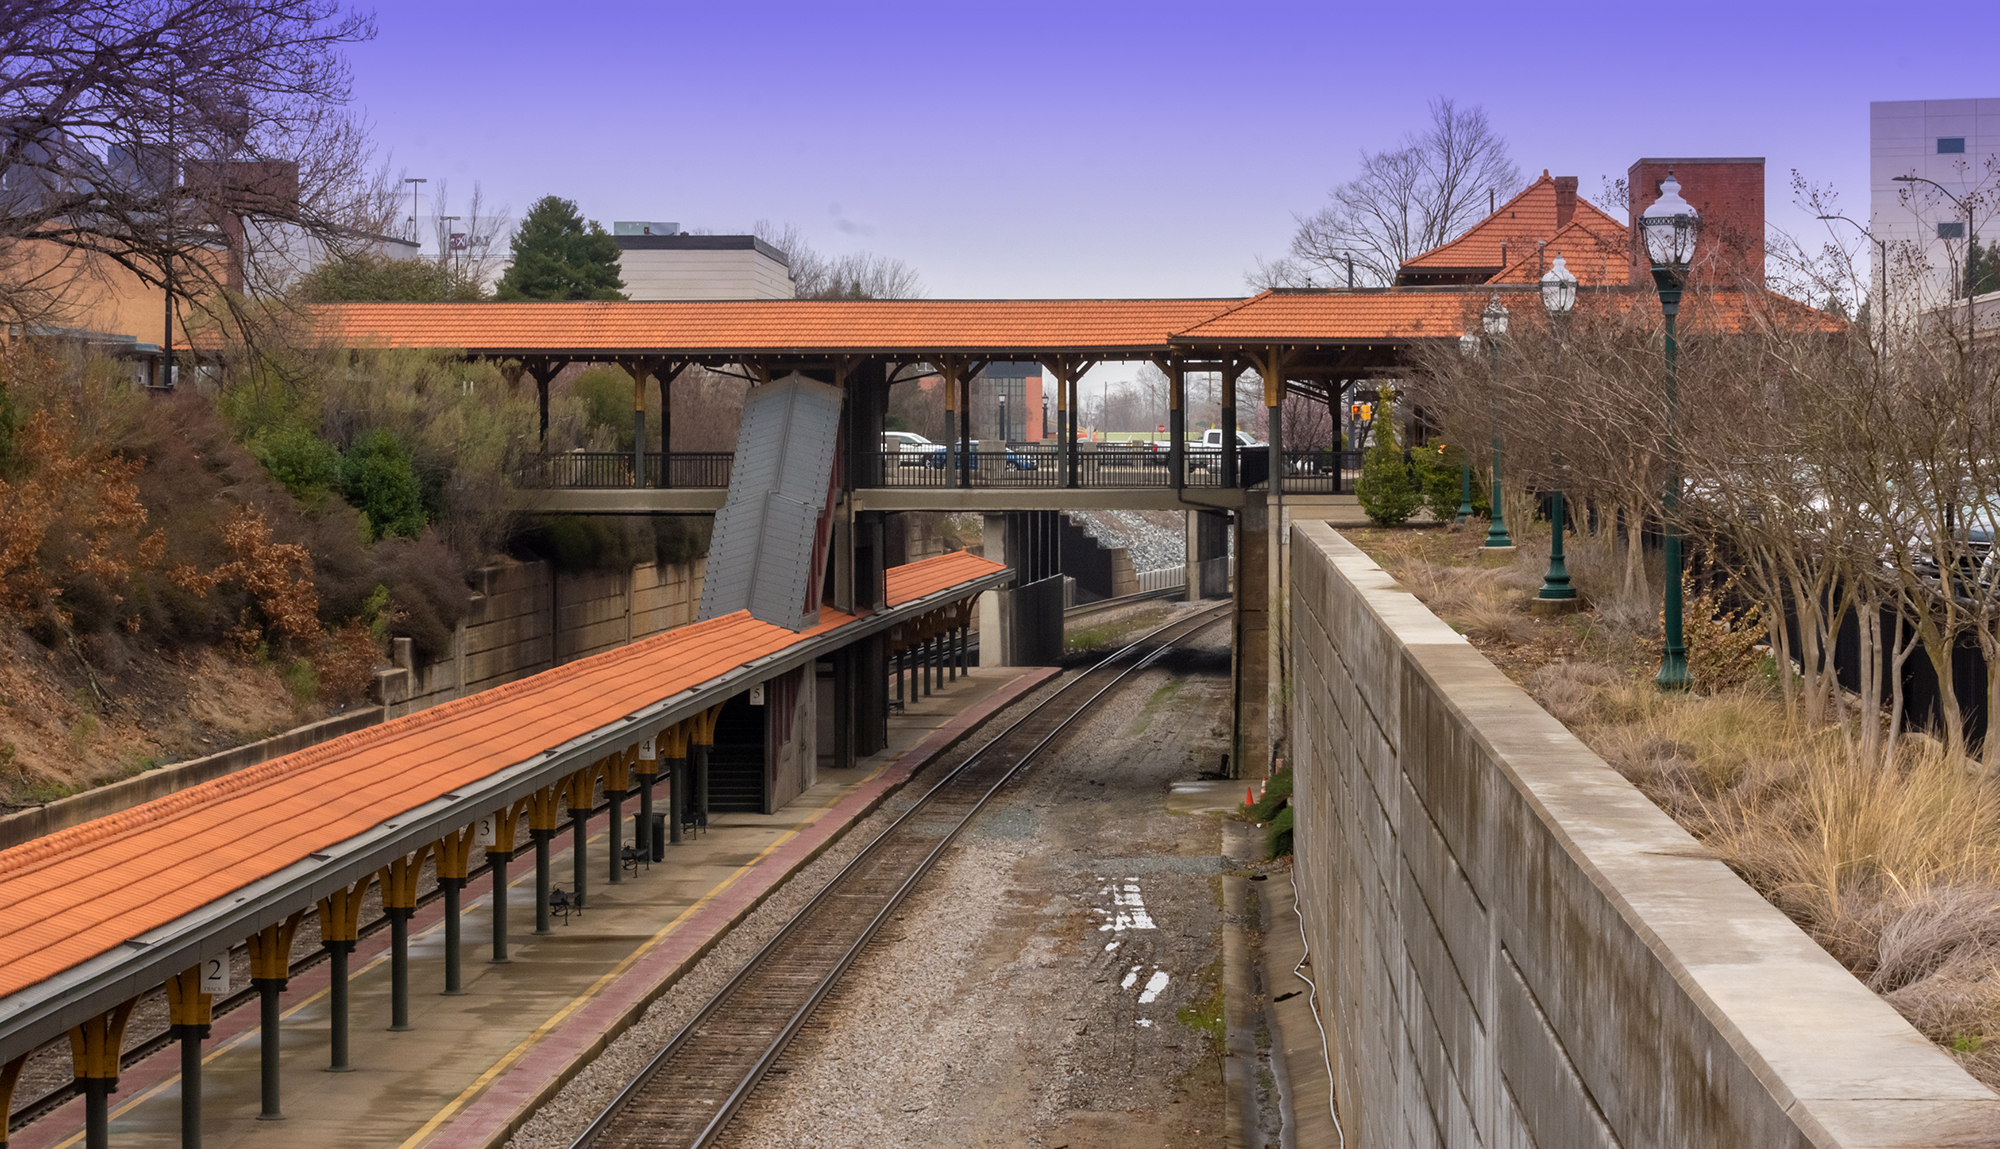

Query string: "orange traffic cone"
[[1246, 786, 1255, 807]]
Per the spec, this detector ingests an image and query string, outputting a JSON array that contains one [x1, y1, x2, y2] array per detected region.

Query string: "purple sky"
[[350, 0, 1994, 300]]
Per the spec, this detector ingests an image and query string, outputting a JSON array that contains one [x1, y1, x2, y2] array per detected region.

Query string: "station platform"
[[12, 664, 1058, 1149]]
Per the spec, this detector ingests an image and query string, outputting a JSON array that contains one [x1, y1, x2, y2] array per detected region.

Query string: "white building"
[[1869, 98, 2000, 304], [612, 232, 795, 300]]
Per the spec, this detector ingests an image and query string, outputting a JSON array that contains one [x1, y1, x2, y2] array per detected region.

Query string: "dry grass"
[[1362, 525, 2000, 1088]]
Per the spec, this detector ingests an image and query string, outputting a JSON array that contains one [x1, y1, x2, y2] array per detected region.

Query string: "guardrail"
[[514, 448, 1355, 494], [516, 452, 735, 489]]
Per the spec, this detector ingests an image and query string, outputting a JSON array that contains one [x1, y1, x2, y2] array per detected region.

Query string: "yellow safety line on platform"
[[394, 821, 820, 1148]]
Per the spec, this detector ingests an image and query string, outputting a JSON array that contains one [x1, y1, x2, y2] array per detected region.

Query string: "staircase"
[[705, 695, 767, 814]]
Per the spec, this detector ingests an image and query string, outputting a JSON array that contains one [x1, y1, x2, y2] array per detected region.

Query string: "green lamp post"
[[1480, 295, 1513, 548], [1538, 254, 1578, 600], [1454, 333, 1478, 523], [1640, 171, 1700, 690]]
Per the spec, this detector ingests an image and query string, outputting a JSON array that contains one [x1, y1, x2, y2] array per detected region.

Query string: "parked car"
[[882, 431, 938, 466], [1189, 428, 1265, 469], [925, 440, 981, 468]]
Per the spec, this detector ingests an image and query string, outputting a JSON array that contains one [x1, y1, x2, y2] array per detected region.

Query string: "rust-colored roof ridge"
[[1490, 218, 1630, 282], [0, 608, 789, 882], [1402, 173, 1563, 269], [1165, 290, 1277, 340], [320, 296, 1251, 309]]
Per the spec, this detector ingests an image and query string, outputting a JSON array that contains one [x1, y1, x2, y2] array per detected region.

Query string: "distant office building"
[[611, 231, 796, 300], [1870, 99, 2000, 301]]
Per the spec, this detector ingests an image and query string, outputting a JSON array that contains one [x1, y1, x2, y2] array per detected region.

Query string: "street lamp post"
[[403, 177, 426, 241], [439, 214, 460, 270], [1640, 171, 1701, 690], [1816, 212, 1886, 340], [1480, 295, 1513, 548], [1455, 333, 1478, 522], [1538, 255, 1578, 601], [1892, 174, 1978, 346]]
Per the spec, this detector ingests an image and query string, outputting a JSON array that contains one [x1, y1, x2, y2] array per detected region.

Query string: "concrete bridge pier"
[[1186, 509, 1229, 600], [1231, 502, 1270, 779]]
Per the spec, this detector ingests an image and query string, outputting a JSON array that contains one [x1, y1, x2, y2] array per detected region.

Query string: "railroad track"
[[572, 604, 1229, 1149]]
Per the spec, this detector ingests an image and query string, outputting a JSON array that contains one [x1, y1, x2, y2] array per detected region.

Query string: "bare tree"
[[752, 219, 924, 299], [0, 0, 379, 327], [428, 179, 511, 290], [1253, 97, 1523, 289]]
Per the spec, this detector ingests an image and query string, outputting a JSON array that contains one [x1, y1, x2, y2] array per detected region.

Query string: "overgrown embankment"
[[0, 339, 707, 808]]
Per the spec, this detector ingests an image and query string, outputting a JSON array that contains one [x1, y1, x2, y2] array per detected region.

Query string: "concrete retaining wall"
[[0, 709, 383, 850], [377, 557, 705, 717], [1287, 522, 2000, 1147]]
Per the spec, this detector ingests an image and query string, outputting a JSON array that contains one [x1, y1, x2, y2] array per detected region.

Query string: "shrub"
[[1355, 392, 1420, 526], [250, 425, 343, 504], [569, 367, 636, 450], [312, 619, 382, 706], [340, 430, 426, 541], [1411, 438, 1489, 524]]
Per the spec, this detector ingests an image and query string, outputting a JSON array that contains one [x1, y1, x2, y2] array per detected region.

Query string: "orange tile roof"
[[0, 552, 1003, 1000], [886, 550, 1006, 605], [1166, 285, 1842, 344], [1169, 291, 1484, 343], [1488, 219, 1631, 286], [313, 299, 1240, 355], [1401, 172, 1628, 273]]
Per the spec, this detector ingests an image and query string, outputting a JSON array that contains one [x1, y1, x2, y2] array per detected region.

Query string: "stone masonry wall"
[[1288, 521, 1999, 1147]]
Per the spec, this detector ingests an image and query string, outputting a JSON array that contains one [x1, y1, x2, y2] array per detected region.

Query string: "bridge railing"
[[517, 452, 735, 489], [514, 448, 1354, 494]]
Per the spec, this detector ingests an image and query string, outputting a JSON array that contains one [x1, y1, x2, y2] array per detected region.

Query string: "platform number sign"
[[640, 735, 656, 759], [200, 954, 230, 995], [749, 682, 765, 706], [474, 813, 499, 848]]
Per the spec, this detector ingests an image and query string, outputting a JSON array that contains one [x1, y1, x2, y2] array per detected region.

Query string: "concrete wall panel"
[[1288, 522, 2000, 1147]]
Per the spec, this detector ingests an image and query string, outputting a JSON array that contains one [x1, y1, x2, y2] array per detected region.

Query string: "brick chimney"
[[1554, 176, 1578, 229], [1627, 158, 1764, 287]]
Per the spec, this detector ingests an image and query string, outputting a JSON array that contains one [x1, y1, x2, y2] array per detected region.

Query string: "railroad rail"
[[571, 604, 1229, 1149]]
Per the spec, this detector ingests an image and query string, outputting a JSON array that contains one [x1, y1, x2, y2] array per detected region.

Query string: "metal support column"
[[82, 1080, 109, 1149], [441, 881, 465, 992], [167, 967, 213, 1149], [388, 910, 412, 1030], [327, 942, 353, 1071], [635, 770, 656, 860], [668, 756, 686, 845], [487, 848, 510, 962], [692, 743, 711, 829], [532, 830, 555, 934], [256, 979, 283, 1117], [177, 1024, 203, 1147], [570, 800, 589, 911], [607, 787, 625, 884]]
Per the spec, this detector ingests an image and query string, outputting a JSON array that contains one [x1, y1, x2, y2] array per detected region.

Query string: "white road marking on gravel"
[[1121, 966, 1141, 989], [1138, 969, 1170, 1003], [1135, 1018, 1154, 1027], [1104, 942, 1119, 952], [1099, 881, 1156, 931]]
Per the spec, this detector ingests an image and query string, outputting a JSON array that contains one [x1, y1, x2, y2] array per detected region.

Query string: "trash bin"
[[648, 812, 667, 862]]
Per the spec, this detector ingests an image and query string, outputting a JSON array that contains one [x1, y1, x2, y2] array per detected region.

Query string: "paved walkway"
[[15, 665, 1057, 1149]]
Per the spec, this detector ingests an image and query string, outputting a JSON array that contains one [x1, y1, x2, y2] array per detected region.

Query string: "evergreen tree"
[[1967, 235, 2000, 299], [1355, 388, 1421, 525], [494, 196, 627, 301]]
